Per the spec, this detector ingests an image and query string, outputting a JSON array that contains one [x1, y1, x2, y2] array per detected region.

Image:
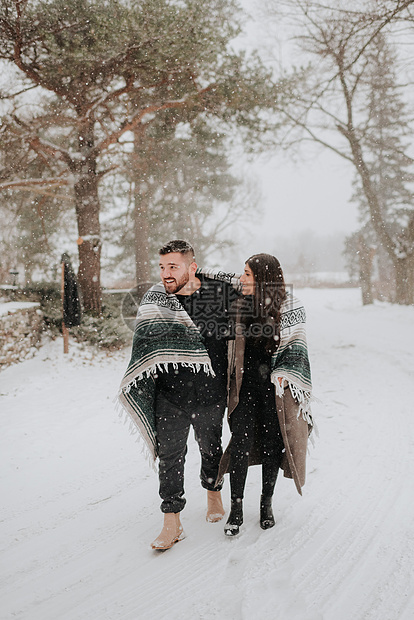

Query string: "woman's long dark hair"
[[242, 253, 287, 355]]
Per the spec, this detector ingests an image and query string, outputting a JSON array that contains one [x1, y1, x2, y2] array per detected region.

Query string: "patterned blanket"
[[118, 272, 313, 464], [118, 282, 214, 462], [270, 293, 313, 422]]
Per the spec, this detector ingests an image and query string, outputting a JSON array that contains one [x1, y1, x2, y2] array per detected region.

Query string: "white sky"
[[235, 0, 359, 239], [246, 149, 358, 239]]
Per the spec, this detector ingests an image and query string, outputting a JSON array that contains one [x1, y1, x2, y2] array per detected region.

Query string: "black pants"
[[155, 390, 225, 513], [229, 379, 284, 500]]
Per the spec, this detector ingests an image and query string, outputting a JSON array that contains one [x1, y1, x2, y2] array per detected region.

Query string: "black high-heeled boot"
[[224, 499, 243, 536], [260, 495, 275, 530]]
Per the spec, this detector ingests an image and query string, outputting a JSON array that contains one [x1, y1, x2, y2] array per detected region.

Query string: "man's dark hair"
[[158, 240, 195, 262]]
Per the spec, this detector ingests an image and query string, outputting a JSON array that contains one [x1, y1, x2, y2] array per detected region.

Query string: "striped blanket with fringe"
[[118, 272, 313, 464], [270, 293, 313, 422], [118, 282, 215, 463]]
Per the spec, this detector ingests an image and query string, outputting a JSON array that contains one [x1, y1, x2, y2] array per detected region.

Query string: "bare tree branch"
[[0, 176, 70, 191]]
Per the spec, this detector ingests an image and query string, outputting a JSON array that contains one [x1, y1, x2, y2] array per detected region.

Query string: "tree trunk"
[[337, 70, 413, 307], [74, 122, 102, 315], [133, 127, 151, 284], [344, 129, 413, 306], [357, 234, 374, 305], [74, 173, 102, 314], [134, 192, 151, 284], [395, 256, 414, 305], [409, 255, 414, 306]]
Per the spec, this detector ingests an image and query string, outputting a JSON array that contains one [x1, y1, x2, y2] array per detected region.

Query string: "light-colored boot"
[[206, 490, 225, 523], [151, 513, 185, 550]]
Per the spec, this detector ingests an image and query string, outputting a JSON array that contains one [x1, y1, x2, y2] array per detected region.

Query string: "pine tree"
[[350, 35, 414, 302], [0, 0, 284, 313], [267, 0, 414, 303], [104, 115, 253, 283]]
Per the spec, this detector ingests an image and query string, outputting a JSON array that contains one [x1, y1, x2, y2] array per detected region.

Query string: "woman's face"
[[240, 262, 255, 295]]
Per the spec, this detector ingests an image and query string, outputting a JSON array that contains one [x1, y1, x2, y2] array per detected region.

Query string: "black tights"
[[229, 379, 284, 500]]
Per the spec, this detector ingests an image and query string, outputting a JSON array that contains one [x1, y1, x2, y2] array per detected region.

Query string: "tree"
[[345, 35, 414, 303], [344, 228, 376, 305], [266, 0, 414, 304], [0, 189, 74, 285], [105, 115, 257, 282], [0, 128, 74, 284], [0, 0, 285, 313]]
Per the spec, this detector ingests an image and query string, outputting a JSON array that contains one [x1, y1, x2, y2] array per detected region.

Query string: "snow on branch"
[[93, 85, 213, 156], [0, 176, 70, 191]]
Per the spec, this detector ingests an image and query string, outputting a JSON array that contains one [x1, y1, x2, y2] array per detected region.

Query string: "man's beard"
[[162, 272, 189, 294]]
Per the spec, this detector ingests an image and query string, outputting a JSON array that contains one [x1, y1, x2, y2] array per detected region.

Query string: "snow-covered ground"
[[1, 288, 413, 620], [0, 301, 40, 316]]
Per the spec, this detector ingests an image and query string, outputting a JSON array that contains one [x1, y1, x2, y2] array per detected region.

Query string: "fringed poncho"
[[118, 282, 214, 462]]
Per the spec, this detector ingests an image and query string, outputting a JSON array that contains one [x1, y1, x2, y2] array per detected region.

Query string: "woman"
[[221, 254, 313, 536]]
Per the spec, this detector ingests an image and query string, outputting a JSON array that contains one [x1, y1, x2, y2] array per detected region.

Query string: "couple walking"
[[119, 240, 313, 550]]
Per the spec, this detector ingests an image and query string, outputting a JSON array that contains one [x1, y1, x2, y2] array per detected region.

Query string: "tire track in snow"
[[2, 293, 414, 620], [232, 295, 414, 620]]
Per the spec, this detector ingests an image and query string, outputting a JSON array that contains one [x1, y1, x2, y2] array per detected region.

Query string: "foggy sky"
[[236, 0, 359, 244]]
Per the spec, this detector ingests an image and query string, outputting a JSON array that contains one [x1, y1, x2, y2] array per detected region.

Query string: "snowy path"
[[1, 289, 414, 620]]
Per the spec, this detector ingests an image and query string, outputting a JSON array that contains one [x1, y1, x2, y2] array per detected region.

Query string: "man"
[[119, 240, 238, 550]]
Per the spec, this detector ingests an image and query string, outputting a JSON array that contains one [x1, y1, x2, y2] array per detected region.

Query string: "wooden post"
[[61, 262, 69, 354]]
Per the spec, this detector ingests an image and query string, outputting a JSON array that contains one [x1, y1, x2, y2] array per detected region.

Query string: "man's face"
[[159, 252, 192, 294]]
